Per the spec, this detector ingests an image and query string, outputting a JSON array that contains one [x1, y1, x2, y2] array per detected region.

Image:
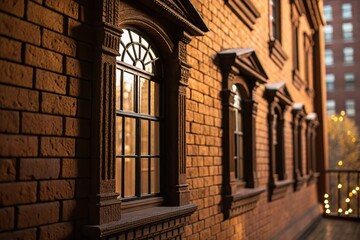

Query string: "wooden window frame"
[[217, 48, 267, 218], [306, 113, 319, 185], [265, 82, 294, 201], [84, 0, 209, 238]]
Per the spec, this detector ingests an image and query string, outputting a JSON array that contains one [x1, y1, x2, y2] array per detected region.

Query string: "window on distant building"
[[326, 100, 336, 115], [326, 74, 335, 91], [346, 100, 356, 117], [323, 5, 332, 21], [343, 47, 354, 64], [342, 23, 353, 40], [324, 25, 333, 43], [342, 3, 352, 19], [325, 49, 334, 66], [345, 73, 355, 91]]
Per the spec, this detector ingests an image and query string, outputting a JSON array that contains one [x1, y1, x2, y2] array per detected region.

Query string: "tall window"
[[323, 5, 332, 21], [342, 3, 352, 19], [326, 100, 336, 115], [326, 74, 335, 91], [346, 100, 356, 117], [232, 85, 244, 185], [325, 49, 334, 66], [323, 25, 333, 43], [342, 23, 353, 40], [274, 109, 285, 180], [343, 47, 354, 64], [345, 73, 355, 91], [270, 0, 281, 41], [116, 29, 161, 199]]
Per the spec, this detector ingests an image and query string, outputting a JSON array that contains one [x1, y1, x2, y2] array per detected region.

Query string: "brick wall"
[[0, 0, 92, 238], [0, 0, 322, 239]]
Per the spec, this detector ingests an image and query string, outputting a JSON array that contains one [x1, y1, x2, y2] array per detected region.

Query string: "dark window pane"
[[124, 158, 135, 197], [140, 77, 149, 114], [124, 117, 136, 155], [151, 158, 160, 193], [151, 121, 160, 155], [141, 158, 149, 195], [122, 72, 135, 112], [141, 119, 149, 155], [150, 81, 160, 116], [116, 117, 123, 155]]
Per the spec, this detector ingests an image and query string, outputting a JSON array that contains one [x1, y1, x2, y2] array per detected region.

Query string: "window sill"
[[294, 175, 310, 191], [307, 172, 320, 186], [224, 187, 265, 218], [269, 39, 288, 68], [269, 179, 294, 201], [83, 204, 197, 239]]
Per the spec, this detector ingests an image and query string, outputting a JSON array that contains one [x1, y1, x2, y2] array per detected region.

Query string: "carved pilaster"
[[90, 0, 123, 225]]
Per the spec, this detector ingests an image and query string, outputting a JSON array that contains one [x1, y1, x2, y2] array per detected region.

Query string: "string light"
[[324, 193, 329, 198], [338, 184, 342, 189], [325, 209, 331, 214], [325, 204, 330, 209], [340, 110, 346, 116], [348, 208, 353, 213], [345, 211, 349, 215], [324, 199, 329, 204], [338, 160, 343, 166], [352, 189, 357, 194], [345, 198, 350, 203], [338, 208, 343, 213], [356, 187, 359, 191]]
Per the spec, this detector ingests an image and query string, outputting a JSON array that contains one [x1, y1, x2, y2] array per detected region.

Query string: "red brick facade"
[[0, 0, 327, 239]]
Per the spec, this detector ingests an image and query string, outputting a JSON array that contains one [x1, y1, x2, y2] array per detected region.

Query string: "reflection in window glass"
[[342, 3, 352, 19], [342, 23, 353, 40], [323, 5, 332, 21], [116, 29, 161, 199], [326, 100, 336, 115], [326, 74, 335, 91], [324, 25, 333, 43], [346, 100, 355, 117], [345, 73, 355, 91], [343, 47, 354, 64], [325, 49, 333, 66]]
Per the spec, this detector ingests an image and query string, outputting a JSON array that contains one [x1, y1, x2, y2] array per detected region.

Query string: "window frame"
[[325, 49, 334, 66], [343, 47, 354, 64], [342, 3, 352, 19], [217, 48, 267, 218], [326, 100, 336, 115], [323, 5, 332, 21], [346, 100, 356, 117], [323, 25, 333, 43], [344, 73, 355, 91], [342, 23, 353, 41], [325, 74, 335, 91]]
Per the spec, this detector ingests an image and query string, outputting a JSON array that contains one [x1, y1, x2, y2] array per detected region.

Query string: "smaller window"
[[324, 25, 333, 43], [270, 0, 281, 41], [342, 23, 353, 40], [346, 100, 355, 117], [326, 74, 335, 91], [323, 5, 332, 21], [343, 47, 354, 64], [345, 73, 355, 91], [326, 100, 336, 115], [325, 49, 334, 66], [342, 3, 352, 19]]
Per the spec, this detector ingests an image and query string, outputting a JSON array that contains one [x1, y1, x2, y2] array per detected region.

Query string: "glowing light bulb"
[[352, 190, 357, 194], [346, 198, 350, 203], [324, 193, 329, 198], [325, 204, 330, 209], [356, 187, 359, 191], [348, 208, 353, 213], [325, 209, 331, 214], [324, 199, 329, 204], [345, 211, 349, 215], [352, 137, 356, 143], [338, 208, 343, 213], [349, 192, 353, 197], [347, 130, 352, 135], [339, 116, 344, 122], [338, 160, 343, 166], [340, 111, 346, 116], [334, 117, 338, 122], [338, 184, 342, 189]]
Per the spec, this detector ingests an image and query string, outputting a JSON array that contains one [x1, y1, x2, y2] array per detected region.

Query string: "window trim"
[[85, 0, 209, 238], [217, 48, 267, 218], [306, 113, 319, 184]]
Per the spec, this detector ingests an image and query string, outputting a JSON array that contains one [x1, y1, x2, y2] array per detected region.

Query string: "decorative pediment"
[[265, 82, 293, 107], [140, 0, 209, 36], [217, 48, 268, 86], [306, 112, 319, 126], [303, 0, 325, 31], [225, 0, 261, 30], [292, 102, 306, 115]]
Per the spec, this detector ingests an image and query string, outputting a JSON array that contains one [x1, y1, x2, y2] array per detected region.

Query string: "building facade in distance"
[[0, 0, 327, 239], [324, 0, 360, 126]]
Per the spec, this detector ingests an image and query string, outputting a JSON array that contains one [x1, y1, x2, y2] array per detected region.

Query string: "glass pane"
[[150, 81, 160, 116], [151, 158, 160, 193], [151, 121, 160, 155], [115, 117, 123, 155], [141, 158, 149, 195], [140, 78, 149, 114], [116, 69, 121, 110], [122, 72, 135, 112], [115, 158, 122, 197], [124, 158, 135, 197], [124, 117, 136, 155], [238, 112, 242, 133], [141, 119, 149, 155]]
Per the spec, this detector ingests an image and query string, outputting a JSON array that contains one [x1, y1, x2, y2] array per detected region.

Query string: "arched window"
[[115, 29, 161, 199]]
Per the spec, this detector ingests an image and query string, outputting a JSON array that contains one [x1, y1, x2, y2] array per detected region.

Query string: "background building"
[[0, 0, 327, 239], [324, 0, 360, 126]]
